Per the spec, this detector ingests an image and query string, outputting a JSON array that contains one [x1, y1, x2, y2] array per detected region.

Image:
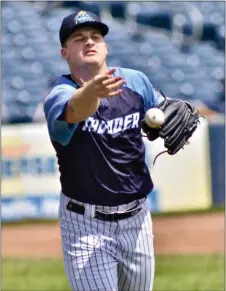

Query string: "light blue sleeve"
[[140, 72, 165, 112], [43, 84, 78, 146], [115, 68, 165, 112]]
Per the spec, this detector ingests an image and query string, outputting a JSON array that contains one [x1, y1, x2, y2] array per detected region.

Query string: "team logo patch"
[[74, 11, 95, 24], [77, 10, 86, 17]]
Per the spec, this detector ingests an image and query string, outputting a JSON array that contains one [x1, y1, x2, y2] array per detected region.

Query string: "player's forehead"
[[69, 27, 103, 38]]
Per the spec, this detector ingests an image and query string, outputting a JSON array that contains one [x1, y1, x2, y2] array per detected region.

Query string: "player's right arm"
[[44, 68, 125, 146], [66, 68, 125, 123]]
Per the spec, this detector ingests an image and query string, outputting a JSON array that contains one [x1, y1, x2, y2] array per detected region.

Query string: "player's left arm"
[[140, 72, 201, 155]]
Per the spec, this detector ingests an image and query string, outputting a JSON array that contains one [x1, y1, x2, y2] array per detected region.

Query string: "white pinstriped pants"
[[59, 192, 155, 291]]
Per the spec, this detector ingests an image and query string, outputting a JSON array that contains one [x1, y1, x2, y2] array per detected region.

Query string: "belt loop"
[[90, 205, 96, 218], [84, 204, 96, 218]]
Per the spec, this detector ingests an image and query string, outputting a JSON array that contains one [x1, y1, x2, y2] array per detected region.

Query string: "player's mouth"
[[85, 49, 97, 55]]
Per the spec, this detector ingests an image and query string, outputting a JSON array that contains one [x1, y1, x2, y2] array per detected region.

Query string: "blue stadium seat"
[[109, 2, 126, 19], [8, 76, 25, 90], [161, 53, 187, 69], [62, 1, 101, 17], [12, 33, 28, 47], [108, 45, 139, 58], [42, 7, 77, 22], [28, 34, 53, 46], [78, 2, 101, 17], [196, 1, 220, 15], [207, 66, 225, 82], [20, 47, 36, 61], [159, 82, 181, 98], [201, 22, 217, 42], [2, 88, 15, 105], [2, 104, 11, 124], [44, 17, 62, 33], [179, 82, 196, 100], [186, 80, 223, 102], [5, 1, 38, 15], [6, 19, 22, 34], [7, 104, 33, 124], [136, 7, 172, 30], [44, 58, 70, 75], [148, 71, 171, 86], [16, 90, 32, 104], [209, 11, 224, 27], [215, 25, 225, 51], [169, 69, 186, 83], [2, 6, 15, 21]]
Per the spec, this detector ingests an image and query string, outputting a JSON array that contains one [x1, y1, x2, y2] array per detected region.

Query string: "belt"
[[66, 200, 142, 221]]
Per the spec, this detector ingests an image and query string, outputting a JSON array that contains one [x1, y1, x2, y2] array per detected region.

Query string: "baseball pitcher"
[[44, 10, 200, 291]]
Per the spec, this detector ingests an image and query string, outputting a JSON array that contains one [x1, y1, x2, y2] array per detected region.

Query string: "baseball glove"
[[141, 92, 201, 160]]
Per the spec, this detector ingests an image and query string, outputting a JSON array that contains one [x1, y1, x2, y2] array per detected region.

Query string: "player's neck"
[[70, 63, 108, 86]]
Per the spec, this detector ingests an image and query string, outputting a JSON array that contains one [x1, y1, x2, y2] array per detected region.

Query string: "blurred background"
[[1, 0, 225, 123], [1, 1, 225, 291]]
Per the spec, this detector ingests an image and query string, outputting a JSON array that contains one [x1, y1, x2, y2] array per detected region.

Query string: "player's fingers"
[[99, 89, 122, 98], [102, 76, 124, 86], [93, 68, 117, 84], [106, 79, 125, 91], [107, 89, 123, 97], [94, 68, 116, 82], [105, 68, 116, 75], [94, 74, 111, 83]]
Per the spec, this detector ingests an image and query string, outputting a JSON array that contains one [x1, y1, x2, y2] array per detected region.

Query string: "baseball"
[[145, 108, 165, 128]]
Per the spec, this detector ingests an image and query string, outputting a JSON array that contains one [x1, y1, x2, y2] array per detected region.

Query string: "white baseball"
[[145, 108, 165, 128]]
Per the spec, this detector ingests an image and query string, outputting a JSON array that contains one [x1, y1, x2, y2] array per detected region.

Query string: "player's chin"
[[83, 56, 101, 64]]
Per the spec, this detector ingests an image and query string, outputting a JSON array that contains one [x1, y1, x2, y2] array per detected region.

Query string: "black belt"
[[66, 200, 142, 221]]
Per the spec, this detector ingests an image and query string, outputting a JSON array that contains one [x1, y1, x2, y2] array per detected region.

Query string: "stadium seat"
[[109, 2, 126, 19], [62, 0, 102, 17], [2, 87, 15, 105], [215, 25, 225, 51], [186, 80, 223, 102], [159, 82, 181, 98], [208, 66, 225, 82], [136, 6, 172, 30], [77, 2, 101, 17], [12, 33, 28, 47], [2, 6, 15, 21], [2, 103, 11, 124], [42, 7, 76, 21], [8, 104, 33, 124]]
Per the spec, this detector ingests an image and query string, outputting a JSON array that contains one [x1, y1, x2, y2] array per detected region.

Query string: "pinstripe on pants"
[[59, 193, 155, 291]]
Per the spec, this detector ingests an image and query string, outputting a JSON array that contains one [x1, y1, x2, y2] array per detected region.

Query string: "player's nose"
[[85, 37, 95, 46]]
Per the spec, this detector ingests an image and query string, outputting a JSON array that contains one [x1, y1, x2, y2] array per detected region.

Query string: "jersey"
[[44, 67, 164, 206]]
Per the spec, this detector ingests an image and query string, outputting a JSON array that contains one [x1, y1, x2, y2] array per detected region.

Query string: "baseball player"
[[44, 10, 200, 291]]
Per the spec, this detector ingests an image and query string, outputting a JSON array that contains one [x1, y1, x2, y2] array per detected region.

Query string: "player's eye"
[[73, 36, 83, 42], [92, 34, 101, 40]]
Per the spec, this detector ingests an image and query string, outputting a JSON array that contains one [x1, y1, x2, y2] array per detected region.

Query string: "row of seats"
[[2, 1, 225, 124], [61, 1, 225, 50], [4, 1, 224, 50]]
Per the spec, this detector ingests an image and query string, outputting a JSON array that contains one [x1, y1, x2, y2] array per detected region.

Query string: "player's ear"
[[105, 43, 108, 55], [61, 47, 68, 60]]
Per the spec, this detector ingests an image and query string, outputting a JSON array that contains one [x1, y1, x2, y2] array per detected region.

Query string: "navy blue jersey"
[[44, 67, 164, 206]]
